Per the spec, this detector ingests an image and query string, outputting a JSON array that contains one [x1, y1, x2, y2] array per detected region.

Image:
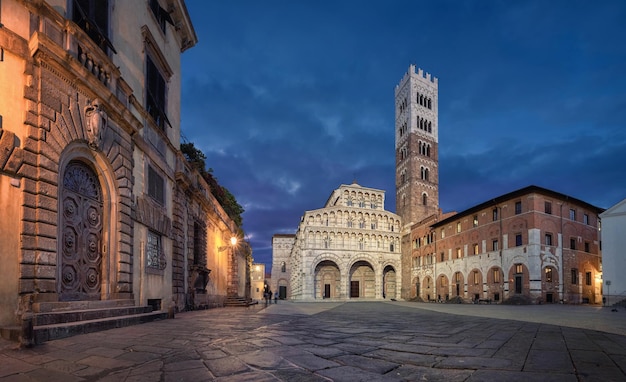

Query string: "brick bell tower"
[[395, 65, 440, 228]]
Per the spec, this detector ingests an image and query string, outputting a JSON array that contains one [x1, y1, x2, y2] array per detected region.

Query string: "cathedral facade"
[[286, 183, 402, 300]]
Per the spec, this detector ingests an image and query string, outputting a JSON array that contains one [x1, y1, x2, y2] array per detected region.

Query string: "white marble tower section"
[[395, 65, 440, 228]]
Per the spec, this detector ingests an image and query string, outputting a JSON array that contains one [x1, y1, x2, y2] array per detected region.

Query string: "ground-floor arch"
[[314, 260, 341, 299], [383, 265, 396, 299], [437, 274, 449, 301], [349, 260, 375, 298]]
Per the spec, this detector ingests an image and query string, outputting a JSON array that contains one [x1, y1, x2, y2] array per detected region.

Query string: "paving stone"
[[436, 355, 514, 370], [332, 354, 399, 374], [393, 364, 473, 381], [0, 354, 39, 377], [204, 356, 250, 376], [283, 353, 341, 371], [163, 359, 206, 371], [316, 365, 402, 382], [523, 349, 575, 373], [468, 369, 577, 381], [163, 367, 213, 382], [42, 359, 88, 374], [237, 349, 292, 370], [4, 302, 626, 381]]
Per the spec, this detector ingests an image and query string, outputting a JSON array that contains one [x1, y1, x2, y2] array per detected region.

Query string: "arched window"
[[428, 121, 432, 133], [422, 193, 428, 206], [425, 168, 429, 181], [426, 144, 431, 157]]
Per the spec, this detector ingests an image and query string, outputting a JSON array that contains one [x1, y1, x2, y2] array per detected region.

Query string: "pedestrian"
[[274, 292, 278, 304], [267, 289, 272, 306]]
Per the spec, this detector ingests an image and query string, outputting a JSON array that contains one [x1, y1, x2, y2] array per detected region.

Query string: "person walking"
[[274, 292, 278, 304]]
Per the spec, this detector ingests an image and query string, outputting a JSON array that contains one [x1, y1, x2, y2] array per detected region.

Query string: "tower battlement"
[[395, 64, 438, 92]]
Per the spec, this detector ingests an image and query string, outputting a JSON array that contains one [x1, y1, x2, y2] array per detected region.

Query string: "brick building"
[[408, 186, 603, 304]]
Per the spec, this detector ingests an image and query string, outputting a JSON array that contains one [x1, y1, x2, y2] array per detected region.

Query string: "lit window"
[[456, 248, 462, 259], [457, 222, 461, 233], [545, 267, 553, 282], [515, 264, 523, 274], [473, 243, 479, 255], [473, 215, 478, 227], [473, 271, 480, 285], [493, 269, 501, 283]]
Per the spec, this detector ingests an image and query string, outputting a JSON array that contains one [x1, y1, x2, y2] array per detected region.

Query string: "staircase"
[[224, 296, 256, 307], [0, 299, 168, 345]]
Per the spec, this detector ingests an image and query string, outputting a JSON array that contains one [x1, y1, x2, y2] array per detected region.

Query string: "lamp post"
[[219, 236, 238, 298]]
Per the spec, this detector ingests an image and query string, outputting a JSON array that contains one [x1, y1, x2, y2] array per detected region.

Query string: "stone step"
[[1, 310, 169, 344], [33, 306, 154, 326], [33, 299, 135, 313], [34, 310, 169, 344], [224, 297, 254, 307]]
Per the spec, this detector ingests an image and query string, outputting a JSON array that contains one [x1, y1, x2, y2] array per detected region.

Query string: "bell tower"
[[395, 65, 439, 227]]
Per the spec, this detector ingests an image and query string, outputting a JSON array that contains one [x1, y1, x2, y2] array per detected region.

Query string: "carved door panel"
[[60, 162, 103, 301]]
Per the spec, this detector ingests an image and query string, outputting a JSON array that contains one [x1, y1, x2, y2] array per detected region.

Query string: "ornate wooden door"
[[60, 162, 103, 301]]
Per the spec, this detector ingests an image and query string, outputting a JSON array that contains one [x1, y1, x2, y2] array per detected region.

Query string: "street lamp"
[[218, 236, 239, 297]]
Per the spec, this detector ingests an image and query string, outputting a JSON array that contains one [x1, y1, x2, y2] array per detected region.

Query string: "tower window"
[[422, 193, 427, 206]]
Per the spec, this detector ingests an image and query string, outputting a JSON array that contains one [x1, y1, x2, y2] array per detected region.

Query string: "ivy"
[[180, 142, 244, 228]]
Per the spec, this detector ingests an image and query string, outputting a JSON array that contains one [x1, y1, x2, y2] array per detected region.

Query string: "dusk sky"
[[181, 0, 626, 268]]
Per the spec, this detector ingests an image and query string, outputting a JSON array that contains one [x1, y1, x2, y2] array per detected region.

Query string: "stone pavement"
[[1, 301, 626, 381]]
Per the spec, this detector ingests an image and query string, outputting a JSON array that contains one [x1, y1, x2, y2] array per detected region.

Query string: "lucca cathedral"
[[272, 65, 603, 305]]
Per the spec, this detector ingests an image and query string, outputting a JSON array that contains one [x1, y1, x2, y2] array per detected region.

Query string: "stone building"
[[599, 198, 626, 306], [287, 182, 402, 300], [0, 0, 248, 341], [270, 234, 295, 300]]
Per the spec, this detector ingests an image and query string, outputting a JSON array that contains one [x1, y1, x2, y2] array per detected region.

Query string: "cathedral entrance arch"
[[349, 261, 375, 299], [314, 260, 340, 299], [59, 161, 104, 301], [383, 265, 396, 299]]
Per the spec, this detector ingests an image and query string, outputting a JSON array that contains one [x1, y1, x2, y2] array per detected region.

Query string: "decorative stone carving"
[[84, 99, 107, 150]]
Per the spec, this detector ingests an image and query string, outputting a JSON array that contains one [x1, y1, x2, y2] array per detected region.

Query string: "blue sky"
[[181, 0, 626, 267]]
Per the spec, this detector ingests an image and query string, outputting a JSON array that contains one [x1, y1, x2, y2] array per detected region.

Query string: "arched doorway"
[[314, 260, 340, 299], [59, 161, 104, 301], [383, 265, 396, 299], [349, 261, 375, 298]]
